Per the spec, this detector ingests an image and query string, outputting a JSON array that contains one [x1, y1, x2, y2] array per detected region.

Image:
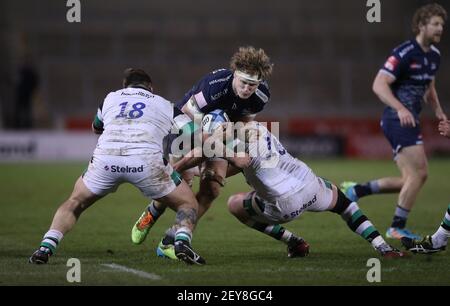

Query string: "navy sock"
[[354, 181, 380, 198], [390, 205, 410, 228]]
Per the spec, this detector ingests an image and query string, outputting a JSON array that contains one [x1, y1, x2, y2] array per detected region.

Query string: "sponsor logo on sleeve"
[[384, 56, 399, 71]]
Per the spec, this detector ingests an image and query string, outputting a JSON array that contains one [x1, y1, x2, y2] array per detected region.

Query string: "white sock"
[[41, 229, 64, 254], [431, 227, 449, 248], [371, 235, 385, 249]]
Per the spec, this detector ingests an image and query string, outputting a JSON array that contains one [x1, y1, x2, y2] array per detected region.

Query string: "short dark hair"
[[412, 3, 447, 35], [123, 68, 152, 89]]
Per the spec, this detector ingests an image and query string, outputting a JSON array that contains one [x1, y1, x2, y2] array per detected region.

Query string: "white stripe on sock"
[[342, 202, 359, 221], [355, 220, 372, 235]]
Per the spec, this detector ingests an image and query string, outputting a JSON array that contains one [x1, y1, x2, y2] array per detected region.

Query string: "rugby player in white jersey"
[[29, 68, 205, 265], [175, 121, 406, 258]]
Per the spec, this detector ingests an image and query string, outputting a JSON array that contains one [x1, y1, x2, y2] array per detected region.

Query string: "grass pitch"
[[0, 159, 449, 285]]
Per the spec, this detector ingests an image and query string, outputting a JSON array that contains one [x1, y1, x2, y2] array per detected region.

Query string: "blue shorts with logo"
[[380, 116, 423, 158]]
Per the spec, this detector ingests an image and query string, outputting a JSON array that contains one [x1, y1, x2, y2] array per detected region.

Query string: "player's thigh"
[[227, 192, 251, 214], [82, 155, 121, 196], [382, 118, 422, 158], [155, 180, 198, 212], [69, 176, 103, 208], [62, 176, 103, 213], [133, 154, 182, 200], [396, 145, 428, 174], [278, 177, 334, 222]]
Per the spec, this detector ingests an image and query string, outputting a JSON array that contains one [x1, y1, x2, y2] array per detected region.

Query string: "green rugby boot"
[[156, 239, 177, 260], [340, 181, 359, 202], [131, 210, 154, 245]]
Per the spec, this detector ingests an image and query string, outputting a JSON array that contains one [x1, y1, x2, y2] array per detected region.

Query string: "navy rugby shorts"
[[380, 117, 423, 158]]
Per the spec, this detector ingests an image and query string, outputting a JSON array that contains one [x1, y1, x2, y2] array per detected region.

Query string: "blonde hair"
[[230, 46, 273, 80], [412, 3, 447, 35]]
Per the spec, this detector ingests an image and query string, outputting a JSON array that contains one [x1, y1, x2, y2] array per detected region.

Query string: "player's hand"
[[228, 155, 251, 169], [438, 119, 450, 138], [397, 108, 416, 127]]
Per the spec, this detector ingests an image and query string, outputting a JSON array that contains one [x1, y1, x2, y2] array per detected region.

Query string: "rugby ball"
[[202, 109, 230, 134]]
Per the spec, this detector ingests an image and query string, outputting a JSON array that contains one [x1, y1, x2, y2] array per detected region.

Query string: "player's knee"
[[417, 167, 428, 183], [407, 167, 428, 184], [331, 189, 353, 215], [62, 198, 86, 217], [227, 195, 241, 216]]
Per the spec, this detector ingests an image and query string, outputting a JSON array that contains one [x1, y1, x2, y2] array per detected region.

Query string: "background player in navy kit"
[[401, 119, 450, 254], [341, 3, 447, 240], [131, 46, 273, 258]]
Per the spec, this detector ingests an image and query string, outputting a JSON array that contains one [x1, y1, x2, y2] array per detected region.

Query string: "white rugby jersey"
[[242, 123, 315, 201], [94, 87, 174, 155]]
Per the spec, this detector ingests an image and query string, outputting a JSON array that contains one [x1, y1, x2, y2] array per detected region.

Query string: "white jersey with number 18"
[[94, 87, 174, 156]]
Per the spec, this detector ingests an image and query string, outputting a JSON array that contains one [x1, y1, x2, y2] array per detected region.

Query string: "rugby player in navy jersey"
[[341, 3, 447, 240], [131, 46, 273, 259], [402, 119, 450, 254]]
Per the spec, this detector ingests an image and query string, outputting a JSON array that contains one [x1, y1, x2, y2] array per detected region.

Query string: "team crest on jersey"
[[384, 56, 399, 71]]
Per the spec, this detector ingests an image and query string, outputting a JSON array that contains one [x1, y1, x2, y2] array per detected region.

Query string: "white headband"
[[235, 70, 262, 83]]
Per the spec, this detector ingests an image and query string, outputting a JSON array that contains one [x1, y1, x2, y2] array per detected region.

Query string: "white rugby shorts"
[[244, 177, 334, 224], [82, 153, 180, 199]]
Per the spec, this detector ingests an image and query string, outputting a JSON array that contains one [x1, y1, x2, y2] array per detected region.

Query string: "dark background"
[[1, 0, 449, 130]]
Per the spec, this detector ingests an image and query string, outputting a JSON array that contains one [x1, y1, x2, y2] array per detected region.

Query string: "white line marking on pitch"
[[101, 263, 162, 280]]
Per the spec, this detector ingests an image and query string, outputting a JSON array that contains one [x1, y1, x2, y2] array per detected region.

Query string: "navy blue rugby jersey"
[[380, 39, 441, 120], [175, 68, 270, 121]]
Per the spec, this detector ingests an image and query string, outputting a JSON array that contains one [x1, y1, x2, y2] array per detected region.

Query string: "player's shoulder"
[[203, 68, 233, 86], [101, 89, 123, 107], [105, 88, 123, 99], [153, 93, 172, 105], [150, 93, 173, 111], [197, 68, 233, 99], [210, 68, 233, 78], [392, 40, 417, 58], [255, 81, 270, 103], [430, 44, 441, 56]]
